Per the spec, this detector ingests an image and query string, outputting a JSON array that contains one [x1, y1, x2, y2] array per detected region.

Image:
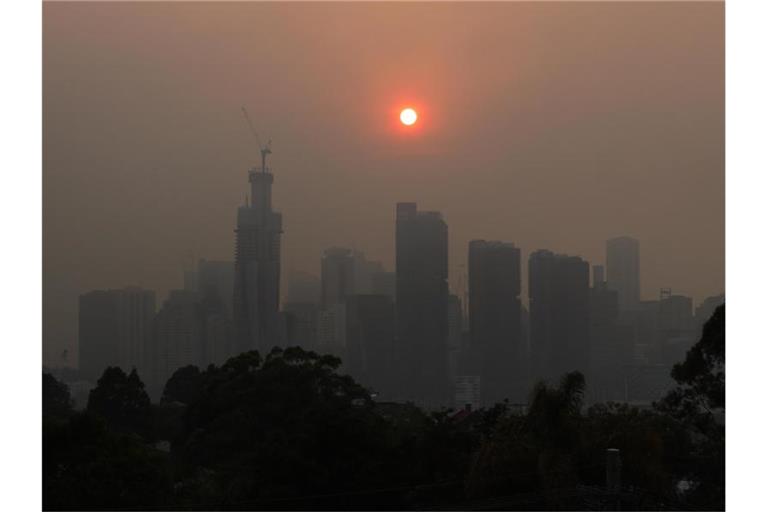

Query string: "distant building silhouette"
[[78, 287, 155, 383], [657, 290, 695, 365], [317, 303, 347, 360], [282, 301, 319, 350], [529, 250, 590, 384], [592, 264, 606, 287], [345, 294, 395, 398], [150, 290, 202, 399], [606, 236, 640, 312], [321, 247, 356, 308], [447, 294, 464, 384], [468, 240, 524, 405], [589, 265, 624, 402], [232, 165, 283, 354], [353, 251, 386, 295], [197, 259, 235, 319], [395, 202, 450, 407], [316, 247, 355, 361], [180, 259, 236, 365]]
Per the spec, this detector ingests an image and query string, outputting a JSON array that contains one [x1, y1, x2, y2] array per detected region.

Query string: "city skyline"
[[43, 2, 723, 368], [36, 2, 730, 509]]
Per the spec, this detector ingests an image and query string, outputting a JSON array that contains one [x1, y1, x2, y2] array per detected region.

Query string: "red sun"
[[399, 108, 418, 126]]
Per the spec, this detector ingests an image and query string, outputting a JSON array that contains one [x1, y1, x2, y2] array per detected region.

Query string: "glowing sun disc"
[[400, 108, 418, 126]]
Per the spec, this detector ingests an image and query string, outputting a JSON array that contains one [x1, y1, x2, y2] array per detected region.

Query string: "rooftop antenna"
[[241, 106, 272, 173]]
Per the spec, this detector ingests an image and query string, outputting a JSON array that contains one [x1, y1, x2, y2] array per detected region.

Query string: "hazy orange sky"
[[43, 2, 724, 365]]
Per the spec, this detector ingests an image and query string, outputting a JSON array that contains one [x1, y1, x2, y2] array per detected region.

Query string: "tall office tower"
[[589, 269, 622, 402], [345, 294, 395, 397], [232, 164, 283, 355], [529, 250, 590, 384], [468, 240, 523, 405], [321, 247, 356, 307], [606, 236, 640, 312], [78, 288, 155, 383], [395, 202, 449, 407], [150, 290, 202, 398]]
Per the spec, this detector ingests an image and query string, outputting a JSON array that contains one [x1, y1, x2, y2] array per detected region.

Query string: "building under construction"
[[232, 118, 283, 355]]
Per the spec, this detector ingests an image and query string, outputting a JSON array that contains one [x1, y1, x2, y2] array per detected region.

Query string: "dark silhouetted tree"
[[161, 365, 203, 405], [44, 410, 172, 510], [43, 372, 72, 420], [660, 303, 725, 419], [656, 303, 725, 509], [87, 367, 152, 438], [171, 347, 397, 508], [466, 372, 586, 503]]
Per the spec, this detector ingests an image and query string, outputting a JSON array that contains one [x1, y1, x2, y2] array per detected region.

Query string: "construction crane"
[[241, 106, 272, 173]]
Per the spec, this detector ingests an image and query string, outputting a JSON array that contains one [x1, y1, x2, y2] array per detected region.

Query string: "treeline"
[[43, 306, 725, 511]]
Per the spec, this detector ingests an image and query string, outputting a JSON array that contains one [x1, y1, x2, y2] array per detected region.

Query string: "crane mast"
[[241, 106, 272, 173]]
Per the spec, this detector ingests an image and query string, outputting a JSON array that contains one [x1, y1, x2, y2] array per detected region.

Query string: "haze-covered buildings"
[[232, 164, 283, 354], [395, 202, 450, 407], [468, 240, 524, 405]]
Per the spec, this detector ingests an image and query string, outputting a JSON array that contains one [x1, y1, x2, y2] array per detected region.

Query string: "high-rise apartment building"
[[395, 202, 449, 407], [78, 287, 155, 383], [468, 240, 523, 405], [529, 250, 590, 384]]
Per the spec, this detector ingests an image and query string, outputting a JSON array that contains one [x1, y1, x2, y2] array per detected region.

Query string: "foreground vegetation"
[[43, 305, 724, 510]]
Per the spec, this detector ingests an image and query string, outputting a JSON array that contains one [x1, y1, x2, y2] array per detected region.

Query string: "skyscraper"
[[589, 265, 623, 402], [606, 236, 640, 312], [232, 165, 283, 355], [529, 250, 590, 384], [395, 202, 449, 407], [345, 294, 395, 397], [321, 247, 356, 308], [78, 287, 155, 383], [468, 240, 523, 405]]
